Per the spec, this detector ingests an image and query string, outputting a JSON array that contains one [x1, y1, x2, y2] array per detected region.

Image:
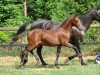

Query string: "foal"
[[20, 16, 83, 68]]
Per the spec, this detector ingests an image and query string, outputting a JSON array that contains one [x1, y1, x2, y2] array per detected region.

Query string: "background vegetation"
[[0, 0, 100, 43]]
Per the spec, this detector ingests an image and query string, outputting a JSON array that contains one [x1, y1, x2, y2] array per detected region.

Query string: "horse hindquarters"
[[27, 30, 42, 51]]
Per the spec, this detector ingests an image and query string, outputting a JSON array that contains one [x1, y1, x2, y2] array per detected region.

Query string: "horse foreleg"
[[37, 45, 48, 66], [54, 46, 62, 69], [64, 46, 78, 64], [74, 41, 85, 65], [72, 46, 86, 65], [64, 40, 85, 65], [76, 44, 86, 65], [64, 42, 80, 63]]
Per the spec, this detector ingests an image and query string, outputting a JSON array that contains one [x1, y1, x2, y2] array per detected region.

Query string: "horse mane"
[[60, 16, 75, 28], [79, 8, 97, 18]]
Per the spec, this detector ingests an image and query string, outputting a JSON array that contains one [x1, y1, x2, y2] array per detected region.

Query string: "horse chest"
[[60, 34, 70, 43]]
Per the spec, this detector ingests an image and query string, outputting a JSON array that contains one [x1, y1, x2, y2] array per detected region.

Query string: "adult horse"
[[10, 7, 100, 65], [20, 16, 83, 68]]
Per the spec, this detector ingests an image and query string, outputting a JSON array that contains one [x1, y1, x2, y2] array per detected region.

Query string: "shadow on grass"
[[31, 63, 69, 69], [87, 59, 97, 64], [14, 63, 69, 69]]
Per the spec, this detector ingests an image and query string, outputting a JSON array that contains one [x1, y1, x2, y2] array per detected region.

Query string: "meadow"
[[0, 45, 100, 75], [0, 56, 99, 75]]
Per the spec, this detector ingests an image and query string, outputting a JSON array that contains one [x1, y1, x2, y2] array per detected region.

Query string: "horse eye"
[[74, 20, 78, 22]]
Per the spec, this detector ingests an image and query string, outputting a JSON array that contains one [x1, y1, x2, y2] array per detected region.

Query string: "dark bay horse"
[[20, 16, 83, 68], [10, 8, 100, 65]]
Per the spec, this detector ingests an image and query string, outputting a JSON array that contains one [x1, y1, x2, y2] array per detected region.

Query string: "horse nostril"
[[80, 28, 83, 31], [81, 28, 83, 30]]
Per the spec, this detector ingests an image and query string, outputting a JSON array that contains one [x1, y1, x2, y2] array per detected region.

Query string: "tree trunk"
[[23, 0, 27, 16]]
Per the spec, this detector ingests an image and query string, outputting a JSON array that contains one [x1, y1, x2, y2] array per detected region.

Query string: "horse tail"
[[10, 20, 33, 44]]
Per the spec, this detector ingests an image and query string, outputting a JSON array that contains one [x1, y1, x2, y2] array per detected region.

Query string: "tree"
[[23, 0, 27, 16]]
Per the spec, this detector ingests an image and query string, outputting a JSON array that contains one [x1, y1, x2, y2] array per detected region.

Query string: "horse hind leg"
[[36, 45, 48, 66], [20, 44, 36, 68], [30, 50, 40, 65], [20, 46, 28, 68]]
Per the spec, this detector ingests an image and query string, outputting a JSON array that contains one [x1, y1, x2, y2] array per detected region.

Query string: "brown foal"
[[20, 16, 83, 68]]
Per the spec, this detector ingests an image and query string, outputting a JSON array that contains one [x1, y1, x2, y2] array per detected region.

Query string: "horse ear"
[[74, 15, 78, 18], [71, 16, 76, 19], [71, 15, 77, 20]]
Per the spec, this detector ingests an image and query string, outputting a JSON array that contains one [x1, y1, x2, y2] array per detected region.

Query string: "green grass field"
[[0, 56, 99, 75], [0, 45, 100, 75]]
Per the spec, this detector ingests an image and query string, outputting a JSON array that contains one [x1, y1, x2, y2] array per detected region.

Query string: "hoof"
[[35, 61, 40, 65], [42, 63, 48, 66], [56, 66, 60, 69], [64, 59, 69, 64], [55, 64, 60, 69], [19, 65, 24, 69], [81, 62, 87, 65], [43, 64, 49, 68]]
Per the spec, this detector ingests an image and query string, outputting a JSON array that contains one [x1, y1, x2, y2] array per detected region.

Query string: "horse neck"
[[60, 20, 73, 33], [79, 11, 94, 32]]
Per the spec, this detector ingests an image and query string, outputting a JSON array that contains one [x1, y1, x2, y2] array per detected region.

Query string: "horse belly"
[[41, 35, 60, 46]]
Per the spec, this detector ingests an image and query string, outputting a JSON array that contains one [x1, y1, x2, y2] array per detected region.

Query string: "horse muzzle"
[[80, 30, 85, 36], [80, 27, 86, 36]]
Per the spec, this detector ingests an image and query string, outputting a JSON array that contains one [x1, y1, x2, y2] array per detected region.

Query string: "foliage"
[[0, 0, 100, 43], [0, 0, 30, 27], [27, 0, 100, 21], [84, 28, 100, 42]]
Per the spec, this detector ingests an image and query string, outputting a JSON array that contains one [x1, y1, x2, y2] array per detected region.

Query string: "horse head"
[[72, 16, 84, 31], [92, 7, 100, 22]]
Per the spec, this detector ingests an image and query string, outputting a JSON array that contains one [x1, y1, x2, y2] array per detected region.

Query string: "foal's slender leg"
[[73, 42, 86, 65], [65, 46, 79, 61], [78, 47, 86, 65], [37, 45, 48, 66], [64, 38, 85, 65], [20, 45, 28, 68], [64, 42, 81, 63], [20, 44, 36, 68], [54, 46, 62, 69], [67, 45, 85, 65]]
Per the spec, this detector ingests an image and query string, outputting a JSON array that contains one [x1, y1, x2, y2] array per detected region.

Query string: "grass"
[[0, 44, 100, 57], [0, 56, 100, 75], [0, 45, 100, 75]]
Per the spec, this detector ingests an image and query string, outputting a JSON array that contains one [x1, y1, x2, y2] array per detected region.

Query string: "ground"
[[0, 56, 99, 75]]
